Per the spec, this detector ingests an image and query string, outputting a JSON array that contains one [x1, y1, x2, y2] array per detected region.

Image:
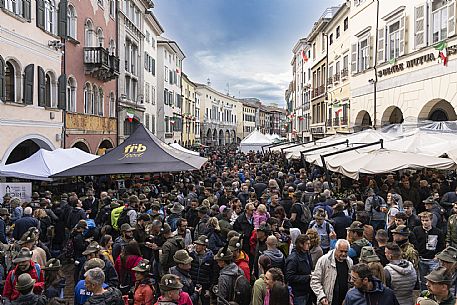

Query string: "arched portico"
[[381, 106, 404, 126], [418, 99, 457, 121]]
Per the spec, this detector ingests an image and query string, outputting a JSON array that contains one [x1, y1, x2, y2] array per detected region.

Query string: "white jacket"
[[310, 249, 353, 303]]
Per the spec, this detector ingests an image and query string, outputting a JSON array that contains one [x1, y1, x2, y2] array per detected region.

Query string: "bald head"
[[266, 236, 278, 249]]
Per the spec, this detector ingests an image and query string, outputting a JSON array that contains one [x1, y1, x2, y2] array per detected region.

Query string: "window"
[[98, 89, 104, 116], [145, 31, 150, 43], [164, 89, 168, 105], [329, 33, 334, 45], [92, 84, 97, 115], [151, 85, 156, 105], [165, 116, 170, 133], [45, 0, 56, 34], [151, 115, 156, 134], [84, 83, 91, 114], [388, 21, 401, 60], [145, 113, 150, 130], [336, 26, 340, 38], [165, 67, 169, 82], [335, 61, 340, 76], [312, 43, 316, 59], [45, 73, 52, 107], [67, 77, 76, 112], [85, 19, 95, 47], [109, 0, 115, 16], [96, 28, 104, 47], [344, 17, 349, 31], [125, 76, 130, 99], [109, 39, 115, 54], [431, 0, 455, 43], [353, 37, 370, 73], [109, 92, 115, 117], [67, 5, 77, 39], [145, 82, 150, 103], [4, 62, 15, 102], [5, 0, 25, 18], [322, 33, 326, 52]]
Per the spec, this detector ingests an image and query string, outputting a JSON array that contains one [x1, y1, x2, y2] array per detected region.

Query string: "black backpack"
[[117, 208, 131, 229], [231, 269, 252, 305]]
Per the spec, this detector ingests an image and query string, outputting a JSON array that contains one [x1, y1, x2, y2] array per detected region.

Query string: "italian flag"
[[302, 50, 308, 62], [435, 41, 448, 66], [126, 109, 135, 122]]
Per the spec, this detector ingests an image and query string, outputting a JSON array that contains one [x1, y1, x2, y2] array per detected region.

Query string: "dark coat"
[[331, 212, 352, 239], [189, 249, 218, 289], [10, 293, 47, 305], [67, 208, 87, 230], [13, 215, 39, 240], [285, 249, 313, 297], [344, 278, 399, 305], [233, 213, 254, 254], [83, 287, 124, 305]]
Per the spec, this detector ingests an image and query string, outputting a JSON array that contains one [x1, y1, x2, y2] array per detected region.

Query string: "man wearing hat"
[[166, 203, 184, 232], [159, 223, 184, 276], [80, 241, 119, 287], [2, 193, 11, 205], [420, 267, 456, 305], [435, 246, 457, 296], [346, 221, 371, 265], [12, 206, 39, 241], [392, 225, 419, 269], [228, 235, 250, 281], [157, 274, 190, 304], [384, 242, 417, 305], [170, 250, 200, 304], [112, 223, 136, 262], [414, 211, 445, 290], [214, 247, 245, 305], [194, 205, 210, 240], [12, 273, 47, 305], [3, 247, 44, 301], [190, 235, 217, 305], [253, 223, 271, 278], [446, 201, 457, 249], [131, 259, 154, 305], [0, 207, 9, 244], [17, 230, 46, 268], [309, 208, 335, 253], [75, 258, 108, 305]]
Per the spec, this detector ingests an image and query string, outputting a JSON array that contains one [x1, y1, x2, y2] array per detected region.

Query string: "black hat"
[[346, 221, 365, 232]]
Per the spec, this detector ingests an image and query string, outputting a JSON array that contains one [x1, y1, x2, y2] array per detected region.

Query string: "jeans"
[[293, 295, 308, 305], [419, 258, 440, 290]]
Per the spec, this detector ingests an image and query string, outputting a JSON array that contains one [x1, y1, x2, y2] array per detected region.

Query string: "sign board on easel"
[[0, 183, 32, 204]]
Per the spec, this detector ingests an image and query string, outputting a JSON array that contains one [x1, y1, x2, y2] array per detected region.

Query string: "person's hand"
[[320, 297, 329, 305], [274, 232, 281, 239], [195, 285, 202, 294], [329, 231, 337, 240]]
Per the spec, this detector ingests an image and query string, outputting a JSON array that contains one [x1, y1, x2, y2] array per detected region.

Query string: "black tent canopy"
[[52, 124, 207, 177]]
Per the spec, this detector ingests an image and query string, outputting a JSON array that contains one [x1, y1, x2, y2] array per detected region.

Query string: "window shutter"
[[58, 0, 68, 38], [36, 0, 45, 30], [0, 0, 4, 8], [414, 5, 426, 49], [152, 58, 155, 75], [38, 66, 45, 107], [378, 28, 385, 63], [351, 43, 357, 74], [58, 74, 66, 110], [23, 64, 34, 105], [23, 0, 31, 22], [368, 35, 373, 68], [0, 56, 4, 101], [399, 16, 406, 56], [449, 1, 456, 37]]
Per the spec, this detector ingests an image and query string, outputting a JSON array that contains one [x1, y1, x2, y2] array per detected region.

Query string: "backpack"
[[371, 195, 382, 212], [300, 203, 312, 224], [231, 269, 252, 305], [11, 263, 41, 283], [117, 208, 131, 229]]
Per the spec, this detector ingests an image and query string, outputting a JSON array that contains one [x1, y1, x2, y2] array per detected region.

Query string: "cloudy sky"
[[154, 0, 342, 106]]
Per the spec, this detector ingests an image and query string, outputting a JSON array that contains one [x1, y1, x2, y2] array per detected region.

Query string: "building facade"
[[64, 0, 119, 155], [240, 98, 259, 138], [197, 84, 239, 146], [143, 10, 163, 136], [0, 0, 65, 165], [156, 37, 184, 143], [181, 73, 198, 146]]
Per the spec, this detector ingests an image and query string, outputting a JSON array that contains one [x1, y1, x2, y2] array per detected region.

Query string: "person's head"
[[264, 267, 284, 290], [385, 242, 402, 262], [194, 235, 208, 254], [419, 212, 433, 229], [16, 273, 35, 295], [269, 282, 290, 305], [273, 206, 286, 220], [334, 239, 350, 262], [176, 218, 188, 233], [346, 221, 365, 241], [258, 255, 272, 275], [245, 203, 255, 217], [394, 212, 407, 226], [271, 193, 279, 205], [83, 241, 102, 260], [190, 199, 199, 210], [120, 223, 135, 239], [266, 236, 278, 250], [392, 225, 410, 243], [295, 234, 311, 253], [159, 274, 183, 301], [350, 263, 373, 290], [313, 208, 326, 225], [84, 267, 105, 293], [306, 228, 321, 248], [403, 201, 414, 215], [375, 229, 388, 246], [173, 249, 193, 271], [99, 235, 113, 249], [257, 204, 267, 215], [214, 247, 234, 268], [425, 267, 453, 297], [121, 240, 141, 258], [436, 246, 457, 273]]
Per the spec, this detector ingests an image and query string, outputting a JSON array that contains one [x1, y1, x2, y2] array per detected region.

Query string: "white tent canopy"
[[0, 148, 98, 181], [240, 130, 273, 153], [169, 143, 200, 156]]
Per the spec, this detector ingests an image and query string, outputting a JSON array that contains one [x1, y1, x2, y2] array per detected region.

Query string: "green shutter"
[[36, 0, 45, 29], [58, 0, 67, 38], [23, 0, 31, 21], [38, 66, 45, 107], [0, 56, 5, 101], [23, 64, 34, 105], [58, 74, 66, 110]]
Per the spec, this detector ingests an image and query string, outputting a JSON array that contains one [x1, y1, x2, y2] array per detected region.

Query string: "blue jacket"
[[285, 249, 312, 297], [74, 279, 108, 305], [344, 278, 399, 305], [13, 215, 39, 240]]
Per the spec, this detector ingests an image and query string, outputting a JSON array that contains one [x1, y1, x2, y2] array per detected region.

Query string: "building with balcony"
[[325, 4, 351, 135], [349, 0, 457, 130], [267, 104, 287, 137], [0, 0, 65, 165], [240, 98, 260, 138], [196, 83, 239, 146], [291, 38, 313, 142], [181, 73, 198, 146], [117, 0, 153, 143], [143, 9, 163, 137], [156, 37, 185, 143], [64, 0, 119, 154]]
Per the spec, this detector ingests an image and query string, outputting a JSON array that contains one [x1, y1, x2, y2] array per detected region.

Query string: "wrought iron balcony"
[[84, 47, 120, 82], [334, 73, 340, 83]]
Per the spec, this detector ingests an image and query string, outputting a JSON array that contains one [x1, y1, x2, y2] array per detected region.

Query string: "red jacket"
[[3, 260, 44, 300], [115, 255, 142, 285], [236, 250, 251, 282]]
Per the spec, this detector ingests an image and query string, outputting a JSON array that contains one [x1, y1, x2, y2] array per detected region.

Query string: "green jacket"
[[251, 274, 266, 305], [447, 214, 457, 248], [420, 291, 456, 305]]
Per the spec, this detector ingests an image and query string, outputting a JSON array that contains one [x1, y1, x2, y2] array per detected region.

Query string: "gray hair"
[[84, 267, 105, 287], [335, 239, 350, 249]]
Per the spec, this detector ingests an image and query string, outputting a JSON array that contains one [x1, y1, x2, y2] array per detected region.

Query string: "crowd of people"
[[0, 146, 457, 305]]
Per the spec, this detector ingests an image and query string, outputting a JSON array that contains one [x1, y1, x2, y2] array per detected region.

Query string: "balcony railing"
[[318, 85, 325, 95], [84, 47, 120, 82], [341, 68, 349, 79], [327, 76, 333, 85], [334, 73, 340, 82]]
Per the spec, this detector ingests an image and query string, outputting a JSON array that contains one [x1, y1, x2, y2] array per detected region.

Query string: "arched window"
[[109, 39, 116, 55], [45, 73, 52, 107], [67, 77, 77, 112], [67, 4, 77, 39], [92, 84, 97, 115], [96, 28, 104, 47], [98, 89, 104, 116], [109, 92, 115, 117], [84, 83, 92, 114], [45, 0, 56, 34], [5, 62, 15, 102], [85, 19, 95, 47], [109, 0, 115, 16]]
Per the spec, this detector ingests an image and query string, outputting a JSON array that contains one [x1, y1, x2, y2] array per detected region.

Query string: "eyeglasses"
[[350, 275, 362, 281]]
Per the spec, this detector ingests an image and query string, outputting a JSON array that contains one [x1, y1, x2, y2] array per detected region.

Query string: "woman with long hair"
[[269, 282, 292, 305], [206, 217, 225, 254], [263, 268, 292, 305], [99, 234, 114, 264], [305, 228, 323, 268], [114, 240, 143, 294]]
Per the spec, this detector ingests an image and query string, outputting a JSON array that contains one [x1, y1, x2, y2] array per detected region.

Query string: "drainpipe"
[[115, 1, 119, 146], [373, 0, 380, 129]]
